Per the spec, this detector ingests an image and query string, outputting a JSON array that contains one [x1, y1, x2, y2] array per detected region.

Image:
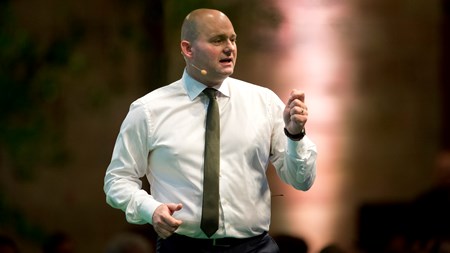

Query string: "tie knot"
[[203, 88, 217, 100]]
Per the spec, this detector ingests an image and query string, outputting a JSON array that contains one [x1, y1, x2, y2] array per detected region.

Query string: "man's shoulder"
[[228, 77, 269, 90], [133, 79, 183, 105], [227, 77, 277, 97]]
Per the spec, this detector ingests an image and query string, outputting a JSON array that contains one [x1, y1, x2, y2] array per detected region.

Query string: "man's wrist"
[[284, 127, 306, 141]]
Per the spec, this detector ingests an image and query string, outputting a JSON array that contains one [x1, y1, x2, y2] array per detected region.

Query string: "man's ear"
[[181, 40, 192, 58]]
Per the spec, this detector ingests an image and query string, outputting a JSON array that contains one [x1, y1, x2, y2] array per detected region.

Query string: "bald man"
[[104, 8, 317, 253]]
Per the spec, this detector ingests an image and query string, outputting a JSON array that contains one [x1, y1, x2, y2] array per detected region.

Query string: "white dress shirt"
[[104, 70, 317, 239]]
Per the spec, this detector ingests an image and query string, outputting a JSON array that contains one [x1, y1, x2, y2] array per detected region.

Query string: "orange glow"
[[270, 1, 356, 252]]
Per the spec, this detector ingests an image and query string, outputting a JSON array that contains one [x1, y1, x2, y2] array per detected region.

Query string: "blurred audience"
[[355, 150, 450, 253], [319, 243, 347, 253], [272, 233, 308, 253], [410, 150, 450, 250], [42, 231, 75, 253], [104, 231, 154, 253], [0, 234, 19, 253]]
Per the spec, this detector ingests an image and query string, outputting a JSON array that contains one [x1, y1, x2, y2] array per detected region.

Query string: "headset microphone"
[[191, 64, 207, 75]]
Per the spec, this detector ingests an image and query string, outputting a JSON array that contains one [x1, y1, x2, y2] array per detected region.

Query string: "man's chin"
[[220, 68, 234, 76]]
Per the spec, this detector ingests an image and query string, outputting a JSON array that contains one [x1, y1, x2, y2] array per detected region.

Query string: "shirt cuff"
[[138, 197, 163, 225], [287, 138, 302, 159]]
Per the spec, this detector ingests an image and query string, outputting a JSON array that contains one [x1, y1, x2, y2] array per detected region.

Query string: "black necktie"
[[200, 88, 220, 237]]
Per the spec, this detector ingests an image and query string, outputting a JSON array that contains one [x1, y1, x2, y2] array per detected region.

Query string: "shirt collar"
[[182, 69, 230, 101]]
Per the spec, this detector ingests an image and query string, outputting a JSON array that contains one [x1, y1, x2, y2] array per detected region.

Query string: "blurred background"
[[1, 0, 449, 252]]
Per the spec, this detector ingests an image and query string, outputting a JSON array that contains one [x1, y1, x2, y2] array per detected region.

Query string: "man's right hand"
[[152, 203, 183, 239]]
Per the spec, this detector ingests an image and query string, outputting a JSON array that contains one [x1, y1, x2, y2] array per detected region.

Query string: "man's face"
[[190, 13, 237, 83]]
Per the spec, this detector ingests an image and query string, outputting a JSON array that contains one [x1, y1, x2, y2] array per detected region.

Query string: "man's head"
[[181, 9, 237, 87]]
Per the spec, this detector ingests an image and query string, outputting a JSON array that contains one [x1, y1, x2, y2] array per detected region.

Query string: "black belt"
[[169, 231, 267, 247]]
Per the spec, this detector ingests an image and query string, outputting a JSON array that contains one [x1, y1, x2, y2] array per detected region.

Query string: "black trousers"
[[156, 232, 280, 253]]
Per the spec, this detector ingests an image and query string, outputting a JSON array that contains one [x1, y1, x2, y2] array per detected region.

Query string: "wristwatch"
[[284, 127, 306, 141]]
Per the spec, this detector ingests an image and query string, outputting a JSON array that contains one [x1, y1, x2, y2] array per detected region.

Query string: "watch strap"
[[284, 127, 306, 141]]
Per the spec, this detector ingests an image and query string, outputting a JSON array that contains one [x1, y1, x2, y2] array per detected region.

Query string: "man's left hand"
[[283, 89, 308, 135]]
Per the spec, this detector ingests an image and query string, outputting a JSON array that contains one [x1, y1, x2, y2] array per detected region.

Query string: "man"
[[104, 8, 317, 253]]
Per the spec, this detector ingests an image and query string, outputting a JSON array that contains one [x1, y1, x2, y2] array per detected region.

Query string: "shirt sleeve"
[[103, 101, 162, 224], [269, 92, 318, 191]]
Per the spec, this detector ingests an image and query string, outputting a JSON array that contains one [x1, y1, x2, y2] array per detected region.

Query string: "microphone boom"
[[191, 64, 207, 75]]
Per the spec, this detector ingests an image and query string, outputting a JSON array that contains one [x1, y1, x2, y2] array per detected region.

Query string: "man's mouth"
[[219, 58, 233, 63]]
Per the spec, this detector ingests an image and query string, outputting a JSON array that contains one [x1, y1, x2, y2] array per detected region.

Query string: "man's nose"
[[224, 41, 236, 54]]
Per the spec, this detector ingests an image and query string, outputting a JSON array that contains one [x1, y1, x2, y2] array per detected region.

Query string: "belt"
[[169, 231, 267, 247]]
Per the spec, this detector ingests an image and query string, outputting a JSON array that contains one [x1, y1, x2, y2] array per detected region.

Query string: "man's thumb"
[[168, 203, 183, 214]]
